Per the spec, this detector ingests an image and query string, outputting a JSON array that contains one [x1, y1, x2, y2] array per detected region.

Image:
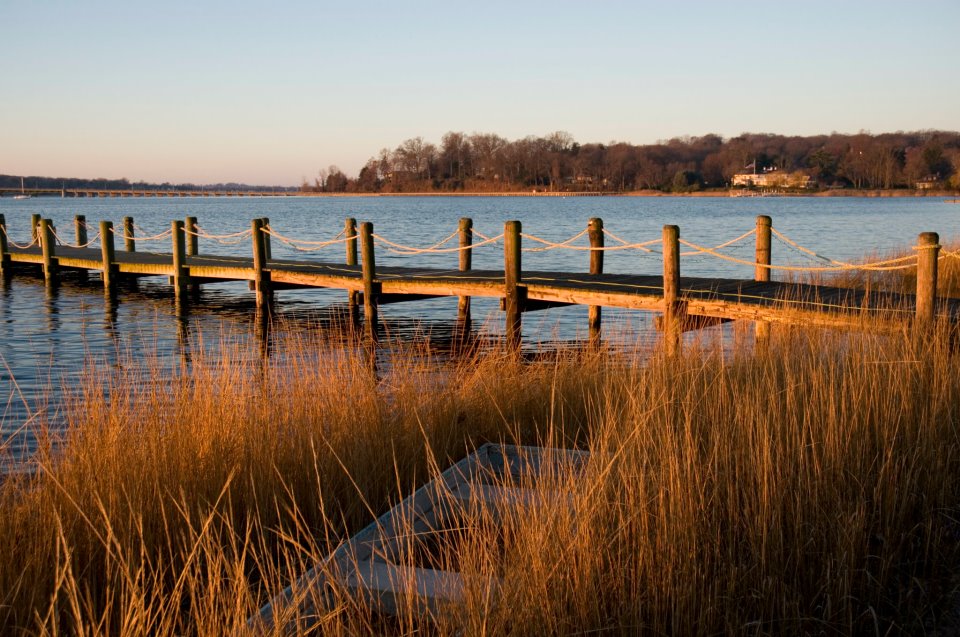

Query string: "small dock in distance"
[[0, 213, 955, 347]]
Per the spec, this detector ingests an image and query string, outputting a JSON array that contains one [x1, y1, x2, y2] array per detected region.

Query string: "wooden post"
[[662, 225, 682, 353], [261, 217, 272, 260], [40, 219, 58, 282], [122, 216, 136, 252], [73, 215, 88, 282], [345, 217, 359, 317], [172, 220, 189, 300], [360, 221, 378, 339], [75, 215, 87, 246], [185, 216, 198, 256], [916, 231, 940, 326], [0, 214, 9, 277], [755, 215, 772, 341], [755, 215, 772, 282], [588, 217, 604, 341], [100, 221, 117, 291], [504, 220, 523, 348], [458, 217, 473, 328], [251, 219, 272, 308], [30, 214, 40, 245]]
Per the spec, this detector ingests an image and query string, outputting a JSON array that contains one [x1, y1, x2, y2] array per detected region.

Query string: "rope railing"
[[50, 228, 102, 249], [262, 226, 348, 252], [371, 231, 503, 255], [679, 229, 756, 257], [0, 215, 945, 278], [1, 226, 38, 250], [601, 228, 660, 253], [190, 226, 253, 241], [678, 238, 919, 273], [111, 226, 173, 242]]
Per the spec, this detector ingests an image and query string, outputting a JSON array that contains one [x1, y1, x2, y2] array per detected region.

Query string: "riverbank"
[[292, 188, 960, 198]]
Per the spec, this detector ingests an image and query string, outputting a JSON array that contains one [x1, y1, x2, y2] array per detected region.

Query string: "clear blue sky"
[[2, 0, 957, 186]]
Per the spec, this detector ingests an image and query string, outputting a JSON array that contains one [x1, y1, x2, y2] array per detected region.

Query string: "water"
[[2, 195, 958, 466]]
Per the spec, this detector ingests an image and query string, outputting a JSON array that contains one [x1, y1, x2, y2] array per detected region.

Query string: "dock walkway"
[[0, 214, 954, 345]]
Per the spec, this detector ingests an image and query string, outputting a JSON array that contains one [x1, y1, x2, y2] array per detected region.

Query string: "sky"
[[1, 0, 958, 186]]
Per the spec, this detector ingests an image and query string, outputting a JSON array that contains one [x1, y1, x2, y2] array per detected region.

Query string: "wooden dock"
[[0, 213, 955, 346]]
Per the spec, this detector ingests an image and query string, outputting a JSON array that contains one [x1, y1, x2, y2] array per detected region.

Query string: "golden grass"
[[2, 320, 960, 635]]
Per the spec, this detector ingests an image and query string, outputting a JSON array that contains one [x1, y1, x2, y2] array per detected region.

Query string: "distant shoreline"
[[293, 189, 960, 199]]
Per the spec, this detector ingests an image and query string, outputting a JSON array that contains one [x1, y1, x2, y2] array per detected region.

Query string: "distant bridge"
[[0, 187, 297, 198]]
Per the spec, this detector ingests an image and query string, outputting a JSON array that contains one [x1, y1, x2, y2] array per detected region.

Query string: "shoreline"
[[291, 189, 960, 199]]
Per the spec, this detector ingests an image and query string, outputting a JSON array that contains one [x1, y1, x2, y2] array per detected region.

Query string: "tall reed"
[[1, 319, 959, 634]]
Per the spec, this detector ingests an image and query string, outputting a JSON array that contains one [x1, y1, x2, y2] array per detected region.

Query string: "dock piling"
[[74, 215, 89, 281], [588, 217, 604, 341], [185, 216, 198, 256], [0, 215, 9, 277], [504, 220, 523, 348], [75, 215, 87, 246], [100, 221, 117, 291], [172, 220, 189, 300], [662, 224, 683, 353], [251, 219, 272, 308], [346, 218, 359, 319], [30, 214, 40, 245], [458, 217, 473, 330], [40, 219, 58, 283], [261, 217, 272, 260], [123, 216, 136, 252], [360, 221, 379, 339], [916, 231, 940, 326], [755, 215, 772, 341]]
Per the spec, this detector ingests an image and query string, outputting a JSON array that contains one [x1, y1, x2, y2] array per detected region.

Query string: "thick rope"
[[679, 229, 756, 257], [51, 228, 102, 249], [471, 228, 498, 243], [1, 227, 38, 249], [263, 226, 348, 251], [678, 238, 919, 272], [519, 228, 590, 252], [373, 232, 504, 255], [601, 228, 660, 253], [111, 226, 173, 242], [191, 226, 254, 240]]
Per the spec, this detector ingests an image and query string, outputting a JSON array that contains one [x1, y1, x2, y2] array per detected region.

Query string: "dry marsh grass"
[[2, 320, 960, 635]]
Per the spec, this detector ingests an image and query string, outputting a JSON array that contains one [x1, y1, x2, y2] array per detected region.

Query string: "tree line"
[[0, 175, 296, 193], [305, 130, 960, 194]]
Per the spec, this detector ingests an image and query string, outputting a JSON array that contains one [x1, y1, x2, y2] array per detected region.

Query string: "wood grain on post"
[[662, 224, 682, 352], [754, 215, 772, 340], [73, 215, 89, 282], [30, 214, 40, 245], [458, 217, 473, 326], [100, 221, 117, 291], [261, 217, 272, 260], [122, 216, 136, 252], [251, 219, 272, 308], [504, 220, 523, 348], [916, 231, 940, 325], [171, 220, 189, 300], [40, 219, 58, 282], [755, 215, 772, 282], [360, 221, 378, 338], [0, 215, 9, 276], [185, 216, 198, 256], [75, 215, 87, 246], [345, 217, 359, 312], [588, 217, 604, 340]]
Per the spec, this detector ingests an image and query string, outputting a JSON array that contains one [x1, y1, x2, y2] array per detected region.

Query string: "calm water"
[[1, 195, 958, 466]]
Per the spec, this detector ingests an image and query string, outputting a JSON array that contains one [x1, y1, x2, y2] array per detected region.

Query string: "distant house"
[[731, 168, 812, 189], [915, 175, 941, 190]]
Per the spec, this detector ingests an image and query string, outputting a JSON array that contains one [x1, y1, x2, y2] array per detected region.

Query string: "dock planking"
[[0, 213, 956, 345]]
